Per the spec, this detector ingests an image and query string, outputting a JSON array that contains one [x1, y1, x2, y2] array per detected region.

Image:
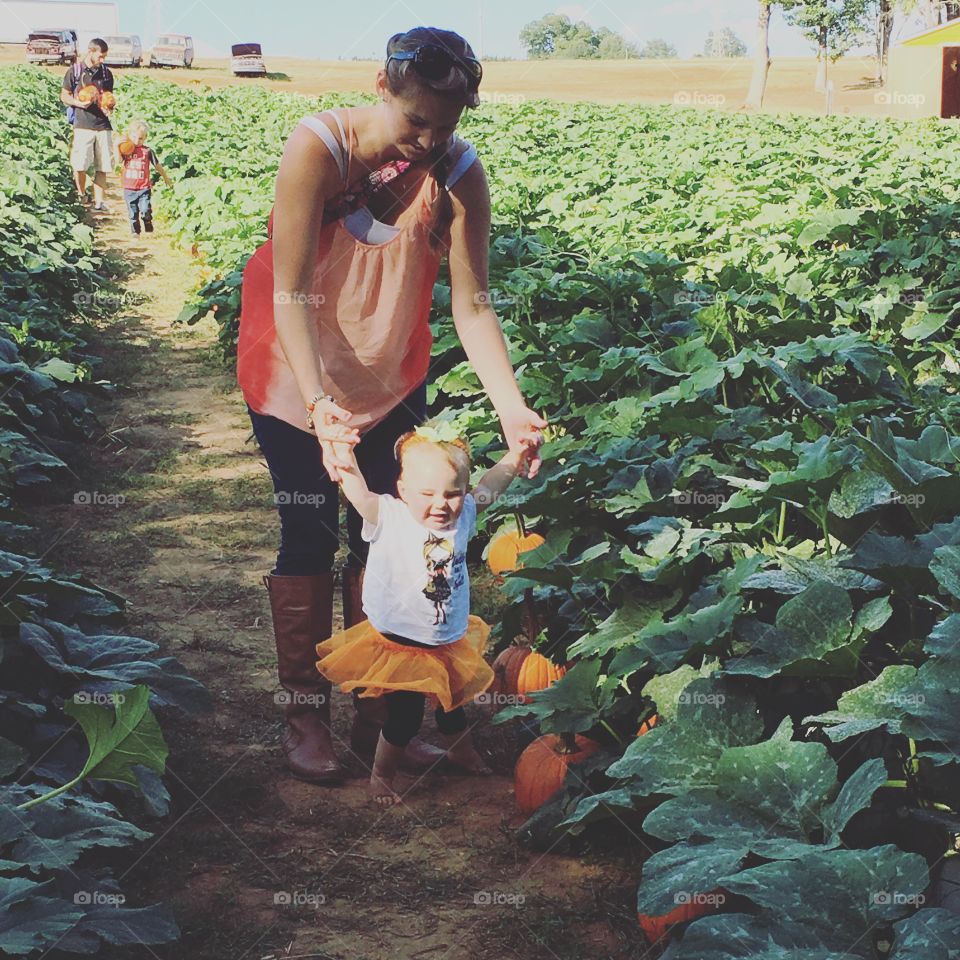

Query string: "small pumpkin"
[[99, 90, 116, 110], [514, 733, 601, 814], [117, 138, 136, 157], [490, 644, 531, 698], [488, 529, 545, 575], [637, 893, 717, 943], [516, 650, 566, 701], [636, 713, 659, 737], [76, 84, 99, 104]]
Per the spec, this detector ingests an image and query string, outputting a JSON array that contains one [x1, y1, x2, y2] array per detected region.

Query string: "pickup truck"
[[26, 28, 78, 64]]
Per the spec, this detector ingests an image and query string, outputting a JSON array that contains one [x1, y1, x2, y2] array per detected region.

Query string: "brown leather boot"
[[343, 565, 446, 771], [263, 571, 344, 784]]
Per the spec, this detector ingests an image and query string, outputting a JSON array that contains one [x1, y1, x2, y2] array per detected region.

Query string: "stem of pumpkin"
[[523, 587, 538, 645], [559, 731, 578, 754], [600, 718, 624, 747], [777, 501, 786, 544]]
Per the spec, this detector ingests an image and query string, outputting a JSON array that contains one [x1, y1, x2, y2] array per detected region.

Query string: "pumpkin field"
[[3, 62, 960, 959]]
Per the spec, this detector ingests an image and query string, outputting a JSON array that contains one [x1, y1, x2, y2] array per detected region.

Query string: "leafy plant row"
[[92, 73, 960, 956], [0, 67, 209, 958]]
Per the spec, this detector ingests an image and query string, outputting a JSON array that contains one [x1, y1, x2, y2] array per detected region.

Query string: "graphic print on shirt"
[[422, 531, 466, 626]]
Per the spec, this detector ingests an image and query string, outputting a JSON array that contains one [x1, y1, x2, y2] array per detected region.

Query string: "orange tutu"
[[315, 615, 494, 713]]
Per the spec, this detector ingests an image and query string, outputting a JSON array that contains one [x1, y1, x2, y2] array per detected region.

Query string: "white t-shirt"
[[361, 492, 476, 646]]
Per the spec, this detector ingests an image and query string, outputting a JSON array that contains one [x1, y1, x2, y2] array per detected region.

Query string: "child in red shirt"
[[114, 120, 171, 236]]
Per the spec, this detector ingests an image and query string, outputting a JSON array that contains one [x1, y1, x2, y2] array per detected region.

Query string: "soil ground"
[[4, 44, 893, 117], [27, 199, 653, 958]]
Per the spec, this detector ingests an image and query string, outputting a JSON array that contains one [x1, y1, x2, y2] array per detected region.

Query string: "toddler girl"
[[315, 422, 528, 804]]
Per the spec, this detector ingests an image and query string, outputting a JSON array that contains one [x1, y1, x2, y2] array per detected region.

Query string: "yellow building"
[[886, 20, 960, 118]]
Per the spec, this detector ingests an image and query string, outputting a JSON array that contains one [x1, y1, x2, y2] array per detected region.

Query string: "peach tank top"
[[236, 108, 478, 435]]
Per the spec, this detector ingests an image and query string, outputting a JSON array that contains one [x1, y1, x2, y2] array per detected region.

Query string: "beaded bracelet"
[[305, 393, 335, 430]]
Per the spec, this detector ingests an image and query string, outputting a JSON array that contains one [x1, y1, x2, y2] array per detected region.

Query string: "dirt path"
[[30, 204, 646, 959]]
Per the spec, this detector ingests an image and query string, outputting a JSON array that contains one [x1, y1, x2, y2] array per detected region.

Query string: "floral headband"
[[393, 422, 472, 463]]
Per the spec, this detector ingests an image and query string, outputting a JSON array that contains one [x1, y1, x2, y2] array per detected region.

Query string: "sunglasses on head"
[[387, 43, 482, 87]]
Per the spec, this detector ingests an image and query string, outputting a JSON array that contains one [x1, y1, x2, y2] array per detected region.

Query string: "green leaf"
[[64, 684, 168, 790], [727, 581, 857, 678], [642, 718, 838, 858], [805, 665, 917, 741], [0, 877, 83, 956], [891, 908, 960, 959]]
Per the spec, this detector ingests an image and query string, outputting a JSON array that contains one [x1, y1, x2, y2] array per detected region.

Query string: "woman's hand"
[[311, 397, 359, 483], [499, 404, 548, 480]]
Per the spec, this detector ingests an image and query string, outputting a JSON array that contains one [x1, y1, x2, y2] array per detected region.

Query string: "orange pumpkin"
[[77, 85, 99, 104], [491, 644, 531, 697], [638, 893, 717, 943], [636, 714, 659, 737], [99, 90, 116, 110], [514, 734, 601, 814], [488, 530, 545, 575], [516, 651, 566, 702], [117, 138, 136, 157]]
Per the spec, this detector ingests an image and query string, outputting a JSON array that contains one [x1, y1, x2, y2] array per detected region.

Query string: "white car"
[[103, 35, 142, 67], [150, 34, 194, 68]]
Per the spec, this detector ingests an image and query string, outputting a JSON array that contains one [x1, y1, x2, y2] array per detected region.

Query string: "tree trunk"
[[815, 25, 828, 92], [877, 0, 893, 83], [918, 0, 941, 29], [745, 1, 772, 109]]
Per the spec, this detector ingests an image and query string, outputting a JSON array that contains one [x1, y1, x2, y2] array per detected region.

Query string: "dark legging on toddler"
[[247, 380, 426, 575], [379, 632, 468, 746]]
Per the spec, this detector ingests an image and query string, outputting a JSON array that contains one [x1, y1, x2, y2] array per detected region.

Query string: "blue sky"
[[112, 0, 925, 60]]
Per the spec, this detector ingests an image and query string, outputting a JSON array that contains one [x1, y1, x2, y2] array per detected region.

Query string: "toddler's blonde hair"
[[394, 424, 472, 487]]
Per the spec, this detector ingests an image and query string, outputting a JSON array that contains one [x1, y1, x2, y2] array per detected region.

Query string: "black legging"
[[379, 633, 467, 747], [247, 381, 426, 575]]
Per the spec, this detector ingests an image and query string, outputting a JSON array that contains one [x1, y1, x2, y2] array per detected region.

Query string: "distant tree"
[[704, 26, 748, 56], [519, 13, 575, 58], [520, 13, 639, 59], [596, 26, 640, 58], [640, 37, 679, 58], [784, 0, 870, 91]]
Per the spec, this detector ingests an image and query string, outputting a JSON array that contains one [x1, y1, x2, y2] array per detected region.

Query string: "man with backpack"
[[60, 38, 115, 212]]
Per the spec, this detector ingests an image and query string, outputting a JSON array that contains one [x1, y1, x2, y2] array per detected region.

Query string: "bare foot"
[[444, 742, 492, 775], [368, 770, 402, 806]]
